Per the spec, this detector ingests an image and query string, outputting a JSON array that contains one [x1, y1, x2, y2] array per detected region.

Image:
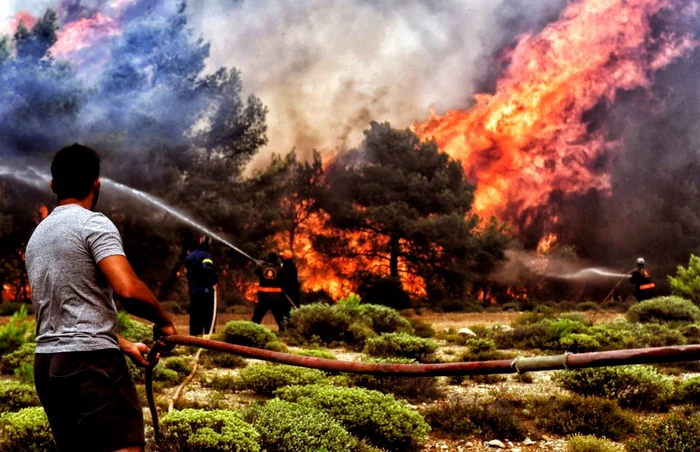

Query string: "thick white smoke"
[[185, 0, 568, 169]]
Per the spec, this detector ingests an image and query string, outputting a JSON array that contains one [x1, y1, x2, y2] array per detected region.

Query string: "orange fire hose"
[[145, 339, 700, 441]]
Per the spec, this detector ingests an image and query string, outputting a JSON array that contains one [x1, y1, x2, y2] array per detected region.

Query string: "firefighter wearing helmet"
[[252, 252, 291, 330], [630, 257, 655, 301], [185, 236, 218, 335], [280, 250, 300, 308]]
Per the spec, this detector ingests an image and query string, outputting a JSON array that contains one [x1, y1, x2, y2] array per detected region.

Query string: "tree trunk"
[[158, 244, 189, 300], [389, 235, 400, 278]]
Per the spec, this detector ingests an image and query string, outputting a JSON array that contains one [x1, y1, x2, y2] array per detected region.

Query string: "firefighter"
[[630, 257, 655, 301], [280, 250, 300, 308], [185, 236, 218, 335], [252, 252, 291, 330]]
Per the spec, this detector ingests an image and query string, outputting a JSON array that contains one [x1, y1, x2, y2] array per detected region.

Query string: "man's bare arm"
[[98, 255, 175, 331]]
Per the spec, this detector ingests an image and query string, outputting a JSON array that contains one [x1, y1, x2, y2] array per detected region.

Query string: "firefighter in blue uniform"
[[185, 236, 218, 335], [630, 257, 655, 301], [252, 252, 291, 330]]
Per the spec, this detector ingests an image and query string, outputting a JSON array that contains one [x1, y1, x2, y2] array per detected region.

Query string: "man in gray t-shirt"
[[25, 144, 178, 452]]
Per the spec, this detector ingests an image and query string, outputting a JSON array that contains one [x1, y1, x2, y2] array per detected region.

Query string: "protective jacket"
[[630, 267, 655, 300], [185, 250, 218, 295]]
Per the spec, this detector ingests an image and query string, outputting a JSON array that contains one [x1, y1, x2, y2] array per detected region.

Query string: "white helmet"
[[637, 257, 645, 266]]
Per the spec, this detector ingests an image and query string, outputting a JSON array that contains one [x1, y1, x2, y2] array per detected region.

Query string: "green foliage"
[[560, 334, 601, 353], [0, 303, 34, 317], [237, 363, 327, 396], [0, 407, 54, 452], [244, 399, 356, 452], [466, 338, 497, 353], [276, 384, 430, 451], [626, 296, 700, 324], [161, 356, 194, 377], [555, 366, 674, 411], [1, 343, 35, 375], [574, 302, 601, 312], [668, 254, 700, 304], [354, 304, 414, 335], [127, 359, 181, 386], [627, 413, 700, 452], [157, 409, 260, 452], [293, 349, 338, 360], [14, 362, 34, 385], [203, 350, 246, 369], [364, 333, 437, 362], [567, 434, 623, 452], [676, 376, 700, 404], [286, 303, 371, 347], [532, 395, 635, 440], [408, 318, 435, 338], [495, 316, 590, 351], [222, 321, 278, 349], [116, 312, 153, 346], [0, 380, 40, 412], [0, 306, 35, 356], [347, 358, 440, 402], [423, 398, 526, 440]]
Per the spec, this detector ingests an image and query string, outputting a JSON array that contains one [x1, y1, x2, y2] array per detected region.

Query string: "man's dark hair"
[[51, 144, 101, 200], [267, 252, 279, 263]]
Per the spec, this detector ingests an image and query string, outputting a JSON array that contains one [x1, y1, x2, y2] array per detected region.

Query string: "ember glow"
[[50, 12, 120, 59], [414, 0, 698, 234]]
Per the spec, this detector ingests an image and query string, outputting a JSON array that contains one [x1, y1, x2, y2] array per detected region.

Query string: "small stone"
[[523, 438, 535, 446], [466, 442, 474, 447], [458, 327, 477, 337], [488, 439, 506, 448], [511, 448, 521, 452]]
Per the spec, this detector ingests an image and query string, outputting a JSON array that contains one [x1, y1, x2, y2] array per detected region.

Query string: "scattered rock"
[[487, 439, 506, 448], [458, 327, 477, 337], [466, 442, 474, 447], [523, 438, 535, 446]]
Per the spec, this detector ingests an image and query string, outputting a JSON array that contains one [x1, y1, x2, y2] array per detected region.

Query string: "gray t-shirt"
[[26, 204, 125, 353]]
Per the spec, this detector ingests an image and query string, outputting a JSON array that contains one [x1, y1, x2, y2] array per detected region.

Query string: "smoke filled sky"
[[1, 0, 568, 167]]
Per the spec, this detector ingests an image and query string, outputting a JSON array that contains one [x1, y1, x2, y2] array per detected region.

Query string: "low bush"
[[364, 333, 437, 362], [0, 302, 34, 317], [1, 343, 35, 375], [627, 413, 700, 452], [244, 399, 356, 452], [348, 358, 440, 402], [676, 376, 700, 404], [276, 384, 430, 451], [221, 321, 278, 349], [560, 334, 601, 353], [626, 296, 700, 324], [423, 398, 526, 440], [202, 350, 245, 369], [567, 434, 623, 452], [0, 306, 35, 356], [495, 316, 590, 351], [0, 380, 40, 412], [116, 312, 153, 346], [355, 304, 413, 335], [157, 409, 260, 452], [575, 302, 601, 312], [237, 363, 327, 396], [286, 303, 372, 347], [554, 366, 674, 411], [14, 362, 34, 385], [532, 395, 635, 440], [0, 407, 54, 452], [161, 356, 194, 377], [292, 349, 337, 360], [127, 360, 181, 387], [408, 318, 435, 338]]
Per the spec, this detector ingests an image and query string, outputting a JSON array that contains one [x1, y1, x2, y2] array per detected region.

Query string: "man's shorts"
[[34, 348, 145, 452]]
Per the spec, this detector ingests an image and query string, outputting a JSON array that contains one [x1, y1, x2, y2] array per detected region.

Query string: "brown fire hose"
[[145, 339, 700, 441]]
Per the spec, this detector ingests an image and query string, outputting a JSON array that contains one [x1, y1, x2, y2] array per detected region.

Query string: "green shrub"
[[466, 338, 497, 353], [423, 398, 526, 440], [347, 358, 440, 402], [627, 413, 700, 452], [0, 302, 34, 317], [555, 366, 674, 411], [244, 399, 356, 452], [626, 296, 700, 324], [127, 360, 181, 386], [237, 363, 327, 396], [0, 407, 54, 452], [495, 316, 590, 351], [293, 349, 337, 360], [157, 409, 260, 452], [354, 304, 414, 335], [567, 434, 623, 452], [0, 306, 35, 356], [286, 303, 372, 347], [202, 350, 246, 369], [408, 319, 435, 338], [676, 376, 700, 404], [575, 302, 601, 312], [161, 356, 194, 376], [635, 323, 687, 347], [1, 343, 35, 374], [560, 334, 601, 353], [222, 321, 278, 349], [668, 254, 700, 305], [0, 380, 40, 412], [364, 333, 437, 362], [276, 384, 430, 451], [532, 395, 635, 440], [14, 362, 34, 385], [116, 312, 153, 346]]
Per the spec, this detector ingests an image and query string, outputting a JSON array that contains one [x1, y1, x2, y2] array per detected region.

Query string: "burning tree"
[[314, 122, 510, 304]]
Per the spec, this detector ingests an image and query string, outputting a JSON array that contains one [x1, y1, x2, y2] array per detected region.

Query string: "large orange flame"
[[50, 12, 121, 59], [413, 0, 698, 230]]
